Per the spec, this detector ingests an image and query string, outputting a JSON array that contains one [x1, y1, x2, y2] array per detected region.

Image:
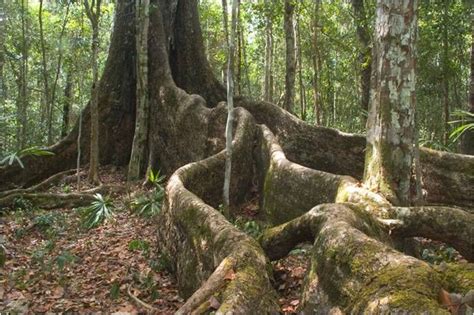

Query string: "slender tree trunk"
[[263, 0, 273, 103], [352, 0, 372, 127], [236, 0, 241, 96], [0, 0, 4, 105], [312, 0, 322, 125], [296, 15, 305, 119], [223, 0, 238, 214], [49, 2, 71, 143], [364, 0, 418, 206], [442, 1, 450, 146], [61, 72, 72, 138], [283, 0, 296, 114], [85, 0, 102, 184], [39, 0, 53, 145], [128, 0, 150, 181], [221, 0, 229, 87], [18, 0, 28, 149], [461, 13, 474, 155]]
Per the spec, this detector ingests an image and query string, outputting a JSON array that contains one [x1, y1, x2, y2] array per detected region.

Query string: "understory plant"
[[80, 193, 114, 229], [0, 146, 54, 168], [131, 170, 165, 218]]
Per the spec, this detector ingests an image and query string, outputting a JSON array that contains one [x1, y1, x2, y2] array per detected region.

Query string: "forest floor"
[[0, 168, 183, 313], [1, 168, 461, 314], [0, 167, 309, 314]]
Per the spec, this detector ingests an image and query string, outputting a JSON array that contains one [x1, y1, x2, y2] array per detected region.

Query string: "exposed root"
[[0, 185, 124, 210], [127, 284, 159, 312], [0, 169, 76, 198], [389, 206, 474, 261], [260, 203, 472, 313]]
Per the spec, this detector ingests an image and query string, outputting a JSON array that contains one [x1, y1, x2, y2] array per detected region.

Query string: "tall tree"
[[61, 72, 72, 138], [364, 0, 418, 206], [461, 11, 474, 155], [442, 0, 450, 145], [312, 0, 322, 125], [0, 0, 4, 105], [352, 0, 372, 125], [263, 0, 273, 103], [283, 0, 296, 114], [38, 0, 52, 144], [223, 0, 238, 214], [17, 0, 28, 149], [84, 0, 102, 184], [296, 14, 305, 119], [128, 0, 150, 180]]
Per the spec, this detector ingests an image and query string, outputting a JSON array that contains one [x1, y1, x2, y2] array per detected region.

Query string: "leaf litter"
[[0, 168, 183, 313]]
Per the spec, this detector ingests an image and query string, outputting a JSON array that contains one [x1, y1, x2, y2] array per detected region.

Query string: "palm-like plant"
[[81, 193, 114, 229], [131, 170, 165, 218], [0, 146, 54, 168], [449, 110, 474, 142]]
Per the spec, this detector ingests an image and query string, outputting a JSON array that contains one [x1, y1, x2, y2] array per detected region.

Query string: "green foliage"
[[449, 110, 474, 142], [0, 146, 54, 168], [128, 239, 150, 255], [79, 193, 114, 229], [421, 246, 456, 264], [110, 281, 121, 300], [234, 218, 262, 238], [55, 250, 78, 271], [131, 170, 165, 218], [13, 197, 35, 212]]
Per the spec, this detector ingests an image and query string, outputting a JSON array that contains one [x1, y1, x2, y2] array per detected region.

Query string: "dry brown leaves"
[[0, 168, 182, 314]]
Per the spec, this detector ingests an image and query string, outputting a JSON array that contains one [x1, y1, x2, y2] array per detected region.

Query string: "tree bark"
[[283, 0, 296, 114], [61, 72, 72, 138], [312, 0, 322, 125], [223, 0, 238, 213], [128, 0, 150, 181], [39, 0, 53, 145], [352, 0, 372, 126], [263, 0, 273, 103], [84, 0, 101, 184], [18, 0, 28, 150], [296, 15, 306, 120], [442, 1, 450, 146], [364, 0, 419, 206], [461, 13, 474, 155]]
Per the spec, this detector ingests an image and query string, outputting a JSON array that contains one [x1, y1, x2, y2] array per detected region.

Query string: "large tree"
[[0, 1, 473, 313]]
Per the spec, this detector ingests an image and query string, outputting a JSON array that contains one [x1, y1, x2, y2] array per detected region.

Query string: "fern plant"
[[0, 146, 54, 168], [80, 193, 114, 229]]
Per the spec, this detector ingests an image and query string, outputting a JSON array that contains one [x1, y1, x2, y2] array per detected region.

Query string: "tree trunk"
[[364, 0, 419, 206], [283, 0, 296, 114], [61, 72, 72, 138], [85, 0, 101, 184], [18, 0, 28, 150], [223, 0, 238, 214], [312, 0, 322, 125], [352, 0, 372, 126], [0, 0, 4, 105], [128, 0, 150, 181], [296, 15, 306, 120], [39, 0, 54, 145], [461, 13, 474, 155], [1, 1, 473, 313], [263, 0, 273, 103], [442, 1, 450, 146]]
